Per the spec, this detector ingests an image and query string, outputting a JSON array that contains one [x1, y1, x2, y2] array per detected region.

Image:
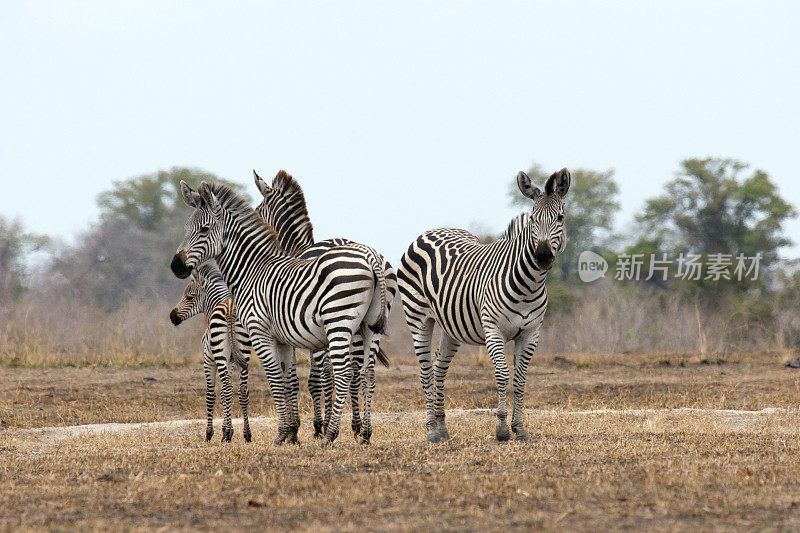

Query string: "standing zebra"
[[171, 181, 389, 445], [169, 260, 253, 442], [397, 168, 570, 443], [253, 169, 397, 439]]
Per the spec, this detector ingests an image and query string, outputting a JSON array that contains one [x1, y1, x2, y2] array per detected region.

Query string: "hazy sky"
[[2, 1, 798, 262]]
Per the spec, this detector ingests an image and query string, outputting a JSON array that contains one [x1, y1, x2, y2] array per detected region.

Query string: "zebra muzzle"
[[171, 251, 192, 279], [169, 308, 183, 326], [533, 241, 555, 270]]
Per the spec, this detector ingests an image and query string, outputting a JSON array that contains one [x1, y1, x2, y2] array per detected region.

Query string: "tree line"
[[1, 159, 797, 325]]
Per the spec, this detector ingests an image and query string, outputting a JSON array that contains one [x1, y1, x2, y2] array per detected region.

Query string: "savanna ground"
[[3, 338, 800, 531]]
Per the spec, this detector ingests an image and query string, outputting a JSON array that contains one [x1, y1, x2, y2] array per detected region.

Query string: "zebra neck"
[[196, 261, 233, 315], [504, 222, 548, 297], [213, 214, 288, 298]]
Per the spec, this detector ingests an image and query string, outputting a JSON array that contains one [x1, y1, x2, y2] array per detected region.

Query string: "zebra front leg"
[[202, 339, 216, 442], [511, 326, 541, 442], [349, 336, 365, 438], [216, 359, 235, 442], [248, 330, 289, 445], [484, 328, 511, 442], [322, 329, 354, 446], [432, 333, 460, 441], [309, 350, 325, 438], [276, 344, 300, 444]]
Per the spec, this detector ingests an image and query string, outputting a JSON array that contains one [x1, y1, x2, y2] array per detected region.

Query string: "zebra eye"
[[557, 214, 564, 222], [199, 225, 210, 234]]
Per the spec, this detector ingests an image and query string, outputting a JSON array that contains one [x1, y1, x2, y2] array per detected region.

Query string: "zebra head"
[[171, 181, 223, 279], [516, 168, 571, 271], [169, 271, 206, 325]]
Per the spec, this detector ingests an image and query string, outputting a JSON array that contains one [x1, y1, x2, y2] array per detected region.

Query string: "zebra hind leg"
[[349, 336, 365, 438], [322, 356, 333, 434], [432, 333, 460, 441], [321, 329, 354, 447], [358, 329, 379, 445], [407, 317, 437, 442], [285, 353, 301, 444], [238, 361, 251, 442], [217, 360, 235, 442], [309, 350, 325, 438]]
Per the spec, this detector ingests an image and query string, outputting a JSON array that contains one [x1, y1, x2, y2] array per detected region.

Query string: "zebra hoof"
[[359, 428, 372, 445], [243, 428, 252, 443], [273, 430, 288, 446], [495, 423, 511, 442], [426, 430, 443, 444], [439, 427, 450, 440], [320, 437, 335, 448], [205, 428, 213, 442], [222, 427, 233, 443], [513, 428, 531, 442], [351, 419, 362, 435], [313, 419, 324, 439]]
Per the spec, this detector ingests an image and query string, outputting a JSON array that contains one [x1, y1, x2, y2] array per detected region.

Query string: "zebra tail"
[[376, 347, 390, 368], [365, 248, 388, 336]]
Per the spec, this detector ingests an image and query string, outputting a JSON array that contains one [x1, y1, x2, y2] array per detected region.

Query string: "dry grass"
[[3, 350, 800, 531], [3, 287, 799, 369]]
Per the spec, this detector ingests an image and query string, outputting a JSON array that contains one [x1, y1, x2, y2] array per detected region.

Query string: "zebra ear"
[[180, 181, 202, 208], [516, 171, 541, 200], [198, 182, 219, 210], [545, 168, 571, 198], [253, 170, 271, 197]]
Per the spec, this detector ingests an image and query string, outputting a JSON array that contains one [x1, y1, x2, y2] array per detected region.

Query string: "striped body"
[[170, 260, 252, 442], [172, 181, 389, 446], [397, 168, 571, 442]]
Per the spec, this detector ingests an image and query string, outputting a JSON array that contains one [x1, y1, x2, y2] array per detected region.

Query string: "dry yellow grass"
[[2, 350, 800, 531]]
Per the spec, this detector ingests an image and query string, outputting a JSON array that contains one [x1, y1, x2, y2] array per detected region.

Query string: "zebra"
[[170, 181, 389, 446], [169, 260, 252, 442], [397, 168, 571, 443], [253, 169, 397, 439]]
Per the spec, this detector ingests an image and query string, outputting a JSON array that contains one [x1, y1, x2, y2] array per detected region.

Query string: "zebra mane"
[[209, 183, 286, 256], [263, 170, 315, 255], [502, 213, 528, 240]]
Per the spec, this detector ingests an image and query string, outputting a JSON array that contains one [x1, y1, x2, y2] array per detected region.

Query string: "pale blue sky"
[[1, 1, 798, 262]]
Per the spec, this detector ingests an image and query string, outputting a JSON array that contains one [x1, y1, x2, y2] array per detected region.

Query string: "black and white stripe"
[[397, 168, 571, 443], [171, 181, 389, 446]]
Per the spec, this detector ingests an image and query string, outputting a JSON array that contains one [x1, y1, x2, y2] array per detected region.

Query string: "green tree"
[[51, 167, 249, 309], [631, 157, 796, 295], [0, 216, 49, 302], [509, 163, 620, 280]]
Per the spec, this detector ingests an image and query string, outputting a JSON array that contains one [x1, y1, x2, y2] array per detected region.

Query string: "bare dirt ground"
[[2, 350, 800, 531]]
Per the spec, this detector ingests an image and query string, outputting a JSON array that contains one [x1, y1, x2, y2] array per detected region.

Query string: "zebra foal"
[[169, 260, 252, 442], [397, 168, 571, 443]]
